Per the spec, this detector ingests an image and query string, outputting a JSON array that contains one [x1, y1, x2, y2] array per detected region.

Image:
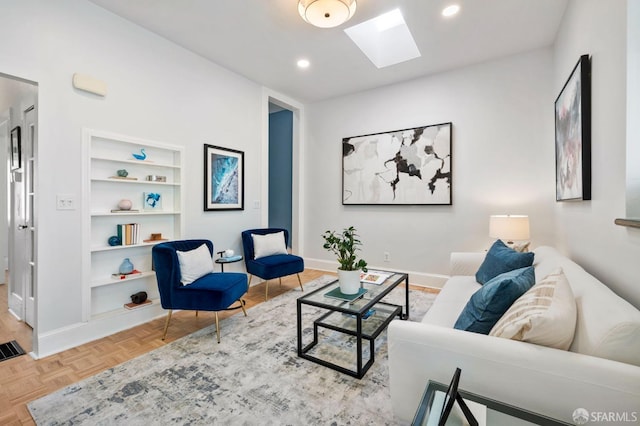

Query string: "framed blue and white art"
[[342, 122, 452, 205], [204, 144, 244, 211], [143, 192, 162, 210]]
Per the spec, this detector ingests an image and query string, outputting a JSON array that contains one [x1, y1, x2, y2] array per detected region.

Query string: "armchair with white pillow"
[[152, 240, 248, 343], [241, 228, 304, 300]]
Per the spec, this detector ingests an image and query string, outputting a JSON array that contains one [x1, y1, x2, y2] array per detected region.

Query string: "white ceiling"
[[88, 0, 568, 103]]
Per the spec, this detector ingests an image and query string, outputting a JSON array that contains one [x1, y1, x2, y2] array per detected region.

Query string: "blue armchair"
[[241, 228, 304, 300], [152, 239, 248, 343]]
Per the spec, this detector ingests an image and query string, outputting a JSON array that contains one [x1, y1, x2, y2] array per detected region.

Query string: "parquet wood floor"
[[0, 270, 438, 425]]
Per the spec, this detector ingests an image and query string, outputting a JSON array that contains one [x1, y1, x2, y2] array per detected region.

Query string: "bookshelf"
[[82, 129, 184, 322]]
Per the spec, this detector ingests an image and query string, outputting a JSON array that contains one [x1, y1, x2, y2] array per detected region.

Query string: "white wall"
[[627, 0, 640, 217], [303, 49, 556, 285], [0, 0, 266, 356], [553, 0, 640, 308]]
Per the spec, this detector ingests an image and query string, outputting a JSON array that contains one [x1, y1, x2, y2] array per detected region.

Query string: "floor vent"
[[0, 340, 26, 362]]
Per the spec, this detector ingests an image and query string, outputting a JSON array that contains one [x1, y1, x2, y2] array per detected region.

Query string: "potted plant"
[[322, 226, 368, 294]]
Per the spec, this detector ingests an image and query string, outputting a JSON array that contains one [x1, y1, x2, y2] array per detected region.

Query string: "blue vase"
[[119, 258, 134, 275], [108, 235, 121, 246]]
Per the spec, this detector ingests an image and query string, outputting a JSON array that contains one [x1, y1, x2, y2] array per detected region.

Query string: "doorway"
[[0, 73, 38, 352], [268, 103, 293, 243]]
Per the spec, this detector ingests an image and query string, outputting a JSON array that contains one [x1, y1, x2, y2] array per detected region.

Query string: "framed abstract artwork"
[[143, 192, 162, 210], [342, 122, 452, 205], [204, 144, 244, 211], [555, 54, 591, 201], [10, 126, 21, 171]]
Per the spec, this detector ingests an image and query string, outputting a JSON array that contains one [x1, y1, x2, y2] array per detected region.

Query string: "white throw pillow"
[[177, 243, 214, 285], [252, 231, 288, 259], [489, 268, 577, 350]]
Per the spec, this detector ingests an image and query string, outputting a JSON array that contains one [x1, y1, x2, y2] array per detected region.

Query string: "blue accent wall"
[[268, 109, 293, 244]]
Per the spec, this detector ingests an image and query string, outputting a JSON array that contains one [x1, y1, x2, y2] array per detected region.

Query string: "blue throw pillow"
[[454, 266, 536, 334], [475, 239, 534, 284]]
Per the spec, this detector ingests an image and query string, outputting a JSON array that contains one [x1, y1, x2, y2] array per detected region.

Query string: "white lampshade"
[[489, 215, 530, 243], [298, 0, 357, 28]]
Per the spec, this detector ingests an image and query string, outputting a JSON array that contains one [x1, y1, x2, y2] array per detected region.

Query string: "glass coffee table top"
[[298, 272, 409, 317]]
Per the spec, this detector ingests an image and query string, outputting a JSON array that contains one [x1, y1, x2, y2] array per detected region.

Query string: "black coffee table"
[[296, 271, 409, 379]]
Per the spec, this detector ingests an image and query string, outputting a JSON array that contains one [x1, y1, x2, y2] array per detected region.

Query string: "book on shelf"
[[111, 209, 140, 213], [117, 223, 141, 245], [109, 176, 138, 181], [324, 287, 367, 302], [111, 269, 143, 280], [342, 308, 376, 319], [360, 270, 392, 285], [124, 299, 152, 310], [217, 254, 243, 262]]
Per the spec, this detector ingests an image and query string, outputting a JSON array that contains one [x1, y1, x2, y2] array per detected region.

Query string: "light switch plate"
[[56, 194, 76, 210]]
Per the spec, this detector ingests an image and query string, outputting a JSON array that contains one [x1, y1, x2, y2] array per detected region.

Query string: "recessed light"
[[442, 4, 460, 17], [297, 59, 310, 69]]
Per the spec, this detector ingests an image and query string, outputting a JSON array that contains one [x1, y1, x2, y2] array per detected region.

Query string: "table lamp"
[[489, 215, 530, 245]]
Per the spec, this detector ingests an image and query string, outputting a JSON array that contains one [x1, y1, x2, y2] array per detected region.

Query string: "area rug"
[[28, 275, 436, 425]]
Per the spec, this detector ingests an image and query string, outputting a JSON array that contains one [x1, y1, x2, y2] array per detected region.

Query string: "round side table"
[[215, 252, 243, 272]]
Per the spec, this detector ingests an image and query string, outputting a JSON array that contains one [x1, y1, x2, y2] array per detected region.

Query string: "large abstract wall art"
[[342, 122, 452, 205], [555, 54, 591, 201], [204, 144, 244, 211]]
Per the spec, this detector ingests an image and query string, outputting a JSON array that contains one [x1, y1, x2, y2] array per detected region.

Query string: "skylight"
[[344, 9, 420, 69]]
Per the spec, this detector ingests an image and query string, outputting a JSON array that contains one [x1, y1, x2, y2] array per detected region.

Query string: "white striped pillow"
[[489, 268, 577, 350]]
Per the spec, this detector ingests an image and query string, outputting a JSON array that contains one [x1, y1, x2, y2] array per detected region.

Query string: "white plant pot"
[[338, 269, 361, 295]]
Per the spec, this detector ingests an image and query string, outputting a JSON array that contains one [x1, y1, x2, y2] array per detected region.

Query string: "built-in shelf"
[[91, 178, 181, 186], [91, 156, 180, 169], [91, 241, 167, 253], [91, 211, 181, 217], [90, 297, 160, 322], [91, 271, 157, 288], [615, 218, 640, 228], [83, 128, 184, 322]]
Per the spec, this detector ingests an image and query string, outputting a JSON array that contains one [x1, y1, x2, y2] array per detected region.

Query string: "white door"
[[8, 104, 36, 327], [23, 105, 36, 326]]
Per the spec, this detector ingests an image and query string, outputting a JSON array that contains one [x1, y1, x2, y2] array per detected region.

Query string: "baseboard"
[[303, 258, 448, 289], [35, 303, 166, 359]]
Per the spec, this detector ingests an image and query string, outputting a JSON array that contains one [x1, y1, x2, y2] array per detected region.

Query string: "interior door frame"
[[1, 71, 38, 353], [261, 89, 304, 256]]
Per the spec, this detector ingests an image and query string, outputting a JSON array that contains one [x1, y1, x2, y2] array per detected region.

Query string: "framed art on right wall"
[[555, 54, 591, 201]]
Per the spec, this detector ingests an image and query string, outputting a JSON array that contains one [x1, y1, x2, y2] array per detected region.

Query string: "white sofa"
[[388, 246, 640, 424]]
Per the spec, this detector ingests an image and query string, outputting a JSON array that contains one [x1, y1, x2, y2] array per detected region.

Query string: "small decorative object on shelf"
[[119, 258, 134, 275], [108, 235, 122, 246], [124, 298, 152, 310], [146, 175, 166, 182], [143, 192, 162, 210], [111, 208, 140, 213], [117, 169, 128, 177], [143, 233, 167, 243], [130, 291, 148, 304], [132, 148, 147, 161], [117, 199, 133, 210]]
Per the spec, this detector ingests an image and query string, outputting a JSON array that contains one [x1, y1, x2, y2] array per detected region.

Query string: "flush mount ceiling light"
[[298, 0, 357, 28]]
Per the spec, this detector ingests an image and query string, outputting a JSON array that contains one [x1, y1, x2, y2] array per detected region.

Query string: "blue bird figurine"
[[132, 148, 146, 160]]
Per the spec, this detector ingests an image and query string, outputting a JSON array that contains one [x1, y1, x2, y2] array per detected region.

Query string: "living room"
[[0, 0, 639, 423]]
